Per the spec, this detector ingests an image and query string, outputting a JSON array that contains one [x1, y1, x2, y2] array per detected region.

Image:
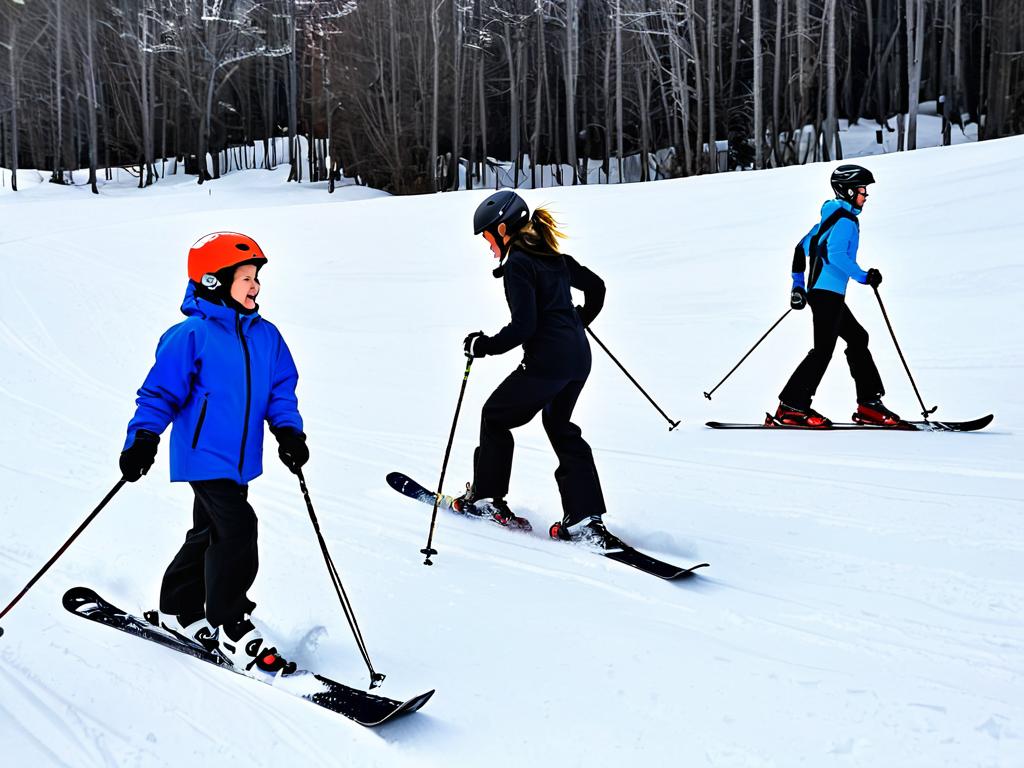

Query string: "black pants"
[[780, 289, 884, 409], [473, 366, 607, 527], [159, 479, 258, 628]]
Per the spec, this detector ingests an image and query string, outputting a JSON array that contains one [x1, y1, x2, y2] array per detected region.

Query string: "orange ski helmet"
[[187, 232, 267, 288]]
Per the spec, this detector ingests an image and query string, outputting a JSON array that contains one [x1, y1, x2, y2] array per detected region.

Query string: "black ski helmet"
[[473, 190, 529, 236], [830, 164, 875, 202]]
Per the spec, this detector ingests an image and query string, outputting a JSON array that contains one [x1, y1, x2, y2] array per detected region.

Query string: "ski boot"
[[217, 616, 298, 678], [549, 516, 626, 553], [766, 402, 832, 428], [158, 610, 217, 651], [453, 484, 532, 531], [852, 399, 902, 426]]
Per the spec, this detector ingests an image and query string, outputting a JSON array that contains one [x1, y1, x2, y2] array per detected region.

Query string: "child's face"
[[230, 265, 260, 310]]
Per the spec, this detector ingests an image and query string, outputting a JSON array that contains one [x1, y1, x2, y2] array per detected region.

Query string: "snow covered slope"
[[1, 141, 1022, 768]]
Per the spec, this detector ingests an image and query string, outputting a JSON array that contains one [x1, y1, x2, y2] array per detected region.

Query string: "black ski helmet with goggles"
[[830, 164, 875, 203]]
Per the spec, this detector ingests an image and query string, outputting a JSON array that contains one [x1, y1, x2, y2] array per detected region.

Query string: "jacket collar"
[[180, 282, 260, 329]]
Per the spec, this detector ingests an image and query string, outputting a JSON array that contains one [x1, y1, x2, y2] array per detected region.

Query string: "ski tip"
[[62, 586, 101, 610], [386, 472, 412, 492], [672, 562, 711, 579]]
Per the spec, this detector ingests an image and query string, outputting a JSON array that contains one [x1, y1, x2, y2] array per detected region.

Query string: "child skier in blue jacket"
[[773, 165, 900, 428], [119, 232, 308, 675]]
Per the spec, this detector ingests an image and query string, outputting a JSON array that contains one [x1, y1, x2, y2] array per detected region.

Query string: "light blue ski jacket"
[[792, 199, 869, 296]]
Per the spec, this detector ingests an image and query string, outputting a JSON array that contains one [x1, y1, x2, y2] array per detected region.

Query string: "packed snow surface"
[[1, 138, 1022, 768]]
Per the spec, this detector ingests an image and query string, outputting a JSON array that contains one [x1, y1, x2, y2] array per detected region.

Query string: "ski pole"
[[586, 327, 681, 430], [703, 309, 791, 400], [295, 469, 385, 689], [0, 479, 126, 638], [421, 354, 474, 566], [872, 286, 937, 420]]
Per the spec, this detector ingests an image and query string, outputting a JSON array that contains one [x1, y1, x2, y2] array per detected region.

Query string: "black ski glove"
[[271, 426, 308, 474], [866, 268, 883, 288], [575, 304, 597, 328], [120, 429, 160, 482], [790, 286, 808, 310], [463, 331, 489, 358]]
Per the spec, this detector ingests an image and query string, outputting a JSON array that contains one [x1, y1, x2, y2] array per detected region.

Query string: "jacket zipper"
[[236, 314, 253, 476], [191, 395, 209, 449]]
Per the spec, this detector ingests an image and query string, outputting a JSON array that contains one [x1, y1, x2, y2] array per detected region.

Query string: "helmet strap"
[[485, 225, 512, 277], [492, 256, 507, 279]]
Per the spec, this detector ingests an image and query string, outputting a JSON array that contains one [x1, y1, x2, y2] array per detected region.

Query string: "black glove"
[[463, 331, 488, 358], [575, 305, 595, 328], [866, 268, 883, 288], [790, 286, 807, 310], [271, 426, 308, 474], [120, 429, 160, 482]]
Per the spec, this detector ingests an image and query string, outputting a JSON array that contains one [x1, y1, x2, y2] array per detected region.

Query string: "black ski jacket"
[[476, 242, 605, 379]]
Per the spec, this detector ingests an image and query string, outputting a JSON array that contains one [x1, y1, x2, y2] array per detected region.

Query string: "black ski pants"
[[159, 479, 258, 628], [780, 289, 884, 409], [473, 366, 607, 527]]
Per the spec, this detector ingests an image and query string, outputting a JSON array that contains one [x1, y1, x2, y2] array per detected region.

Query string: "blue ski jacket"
[[791, 199, 868, 296], [123, 283, 303, 484]]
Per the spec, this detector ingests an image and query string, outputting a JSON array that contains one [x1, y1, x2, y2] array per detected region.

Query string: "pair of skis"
[[707, 414, 994, 432], [387, 472, 709, 581], [62, 586, 433, 728]]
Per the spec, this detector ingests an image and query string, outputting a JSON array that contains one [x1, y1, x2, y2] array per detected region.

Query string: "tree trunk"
[[770, 0, 784, 167], [707, 0, 718, 172], [430, 0, 440, 192], [754, 0, 764, 169], [614, 0, 623, 182], [287, 0, 300, 182], [824, 0, 838, 160], [564, 0, 579, 184], [8, 10, 18, 191], [84, 0, 99, 193], [687, 0, 705, 174], [906, 0, 924, 149]]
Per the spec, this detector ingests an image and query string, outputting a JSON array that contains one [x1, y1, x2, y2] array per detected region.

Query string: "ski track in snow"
[[2, 141, 1024, 767]]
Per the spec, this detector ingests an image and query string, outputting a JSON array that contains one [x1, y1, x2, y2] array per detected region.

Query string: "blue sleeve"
[[792, 272, 805, 289], [124, 323, 203, 449], [266, 334, 303, 433], [826, 218, 868, 284], [479, 256, 537, 356]]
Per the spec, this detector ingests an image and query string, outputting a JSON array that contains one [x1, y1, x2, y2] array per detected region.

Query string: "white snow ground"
[[1, 137, 1022, 768]]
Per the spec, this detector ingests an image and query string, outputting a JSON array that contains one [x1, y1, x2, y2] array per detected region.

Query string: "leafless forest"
[[1, 0, 1022, 194]]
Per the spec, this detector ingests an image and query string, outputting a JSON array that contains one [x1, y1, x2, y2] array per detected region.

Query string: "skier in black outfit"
[[773, 165, 901, 428], [455, 190, 622, 549]]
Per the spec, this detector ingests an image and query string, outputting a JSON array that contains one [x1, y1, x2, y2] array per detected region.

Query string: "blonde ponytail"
[[518, 207, 566, 253]]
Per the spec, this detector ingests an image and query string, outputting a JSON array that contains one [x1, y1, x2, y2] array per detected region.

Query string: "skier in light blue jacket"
[[119, 232, 307, 676], [773, 165, 901, 428]]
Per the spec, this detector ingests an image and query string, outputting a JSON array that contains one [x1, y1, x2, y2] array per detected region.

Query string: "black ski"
[[548, 522, 709, 580], [62, 587, 433, 727], [707, 414, 993, 432], [601, 548, 709, 580], [386, 472, 532, 531]]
